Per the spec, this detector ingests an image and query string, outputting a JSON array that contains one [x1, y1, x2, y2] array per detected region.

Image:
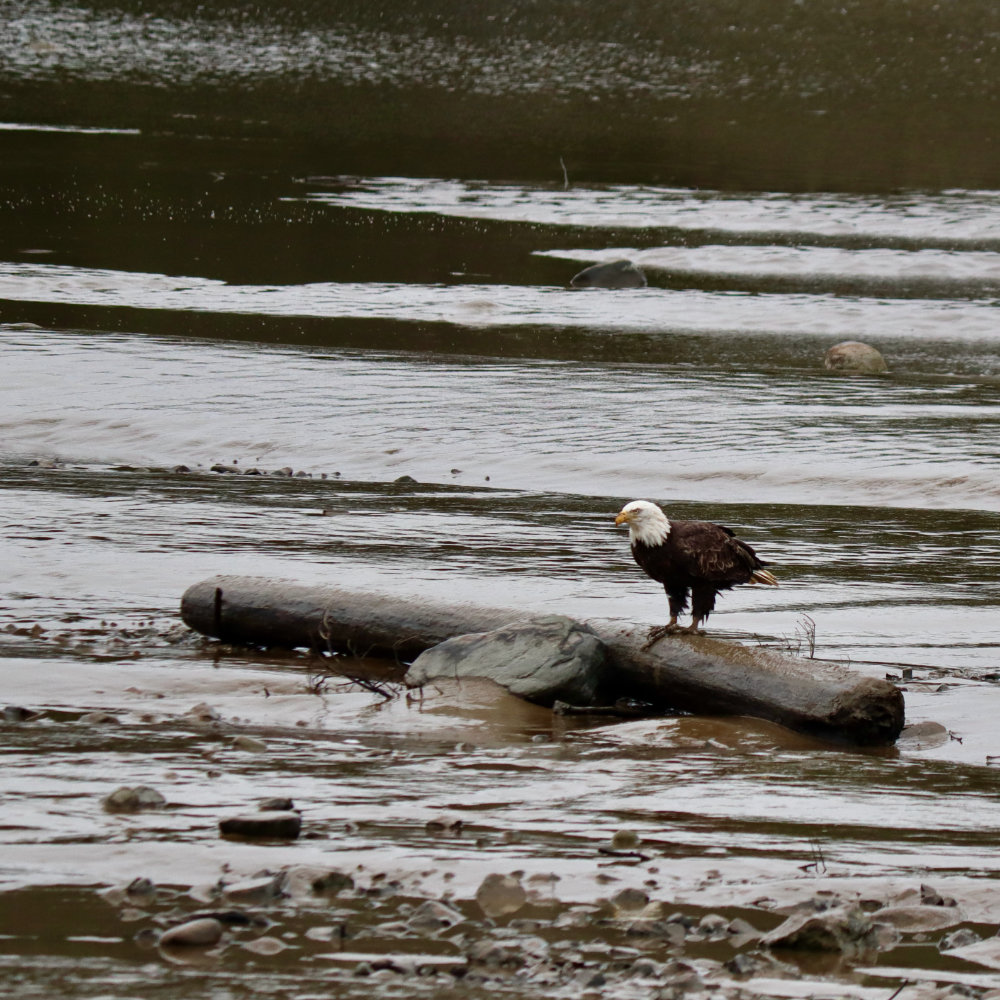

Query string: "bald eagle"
[[614, 499, 777, 639]]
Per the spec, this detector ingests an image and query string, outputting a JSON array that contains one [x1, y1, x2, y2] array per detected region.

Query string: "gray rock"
[[309, 870, 355, 897], [476, 873, 527, 918], [103, 785, 167, 813], [570, 259, 647, 289], [232, 735, 267, 753], [159, 917, 224, 947], [223, 872, 287, 905], [823, 340, 888, 374], [407, 900, 465, 932], [405, 615, 607, 707], [940, 928, 982, 952], [762, 904, 873, 952], [872, 904, 965, 933], [219, 810, 301, 840], [260, 797, 295, 812], [3, 705, 42, 722]]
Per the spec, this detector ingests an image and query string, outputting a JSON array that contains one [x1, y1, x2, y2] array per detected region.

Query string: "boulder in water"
[[405, 615, 607, 706], [824, 341, 888, 374], [570, 259, 647, 289]]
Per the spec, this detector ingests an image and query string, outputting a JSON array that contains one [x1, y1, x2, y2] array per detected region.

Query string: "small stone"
[[103, 786, 167, 813], [426, 814, 463, 835], [467, 939, 523, 968], [224, 873, 287, 905], [260, 797, 294, 812], [219, 811, 301, 840], [272, 467, 294, 477], [354, 961, 373, 976], [610, 829, 640, 850], [407, 900, 465, 932], [725, 953, 757, 976], [126, 877, 156, 902], [475, 873, 527, 918], [159, 917, 224, 947], [310, 871, 355, 897], [921, 883, 947, 906], [185, 702, 221, 722], [697, 913, 729, 937], [3, 705, 41, 722], [940, 928, 981, 952], [232, 735, 267, 753], [241, 936, 287, 955], [823, 340, 888, 374], [394, 475, 418, 484], [872, 904, 965, 933], [173, 465, 191, 473], [210, 463, 239, 474], [611, 888, 649, 912], [727, 916, 760, 941], [79, 711, 119, 725]]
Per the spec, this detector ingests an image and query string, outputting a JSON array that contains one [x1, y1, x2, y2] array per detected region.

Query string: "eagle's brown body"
[[615, 500, 777, 635], [631, 519, 769, 624]]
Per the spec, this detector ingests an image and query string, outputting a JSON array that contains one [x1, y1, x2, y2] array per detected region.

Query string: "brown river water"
[[2, 2, 1000, 997]]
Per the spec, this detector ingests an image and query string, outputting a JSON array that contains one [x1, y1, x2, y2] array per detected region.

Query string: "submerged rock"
[[405, 615, 607, 707], [570, 259, 647, 289], [159, 917, 224, 947], [219, 810, 302, 840], [103, 785, 167, 813], [823, 340, 888, 374]]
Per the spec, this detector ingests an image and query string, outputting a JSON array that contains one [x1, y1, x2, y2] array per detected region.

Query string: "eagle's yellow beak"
[[614, 510, 631, 526]]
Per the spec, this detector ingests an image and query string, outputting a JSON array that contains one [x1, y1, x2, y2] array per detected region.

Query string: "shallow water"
[[3, 1, 1000, 996]]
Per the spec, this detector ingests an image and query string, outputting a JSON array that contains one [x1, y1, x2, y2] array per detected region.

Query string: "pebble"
[[219, 811, 302, 840], [475, 873, 527, 918], [610, 829, 640, 850], [232, 735, 267, 753], [406, 899, 465, 932], [223, 873, 287, 905], [260, 797, 295, 811], [78, 711, 119, 725], [159, 917, 224, 947], [611, 888, 649, 912], [185, 702, 221, 723], [425, 814, 463, 835], [241, 936, 288, 955], [2, 705, 42, 722], [102, 785, 167, 813]]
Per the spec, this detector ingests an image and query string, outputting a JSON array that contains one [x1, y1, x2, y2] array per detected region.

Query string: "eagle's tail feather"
[[750, 569, 779, 586]]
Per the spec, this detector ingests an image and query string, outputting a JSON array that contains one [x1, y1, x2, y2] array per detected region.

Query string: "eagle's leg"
[[643, 591, 687, 647]]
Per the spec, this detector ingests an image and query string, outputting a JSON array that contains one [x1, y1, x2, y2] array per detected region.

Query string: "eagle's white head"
[[614, 499, 671, 546]]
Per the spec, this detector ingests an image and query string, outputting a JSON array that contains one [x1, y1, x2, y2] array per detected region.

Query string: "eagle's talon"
[[643, 623, 680, 648]]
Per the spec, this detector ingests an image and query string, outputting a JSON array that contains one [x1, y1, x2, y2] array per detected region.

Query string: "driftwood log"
[[181, 575, 904, 746]]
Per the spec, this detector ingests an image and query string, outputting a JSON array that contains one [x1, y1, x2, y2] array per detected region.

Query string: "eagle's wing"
[[672, 522, 760, 582]]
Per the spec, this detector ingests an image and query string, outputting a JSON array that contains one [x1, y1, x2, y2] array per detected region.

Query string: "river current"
[[3, 2, 1000, 998]]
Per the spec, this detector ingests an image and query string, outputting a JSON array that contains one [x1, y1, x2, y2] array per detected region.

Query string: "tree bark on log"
[[180, 575, 904, 746]]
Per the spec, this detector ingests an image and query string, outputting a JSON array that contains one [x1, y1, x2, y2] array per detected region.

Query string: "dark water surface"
[[3, 2, 1000, 997]]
